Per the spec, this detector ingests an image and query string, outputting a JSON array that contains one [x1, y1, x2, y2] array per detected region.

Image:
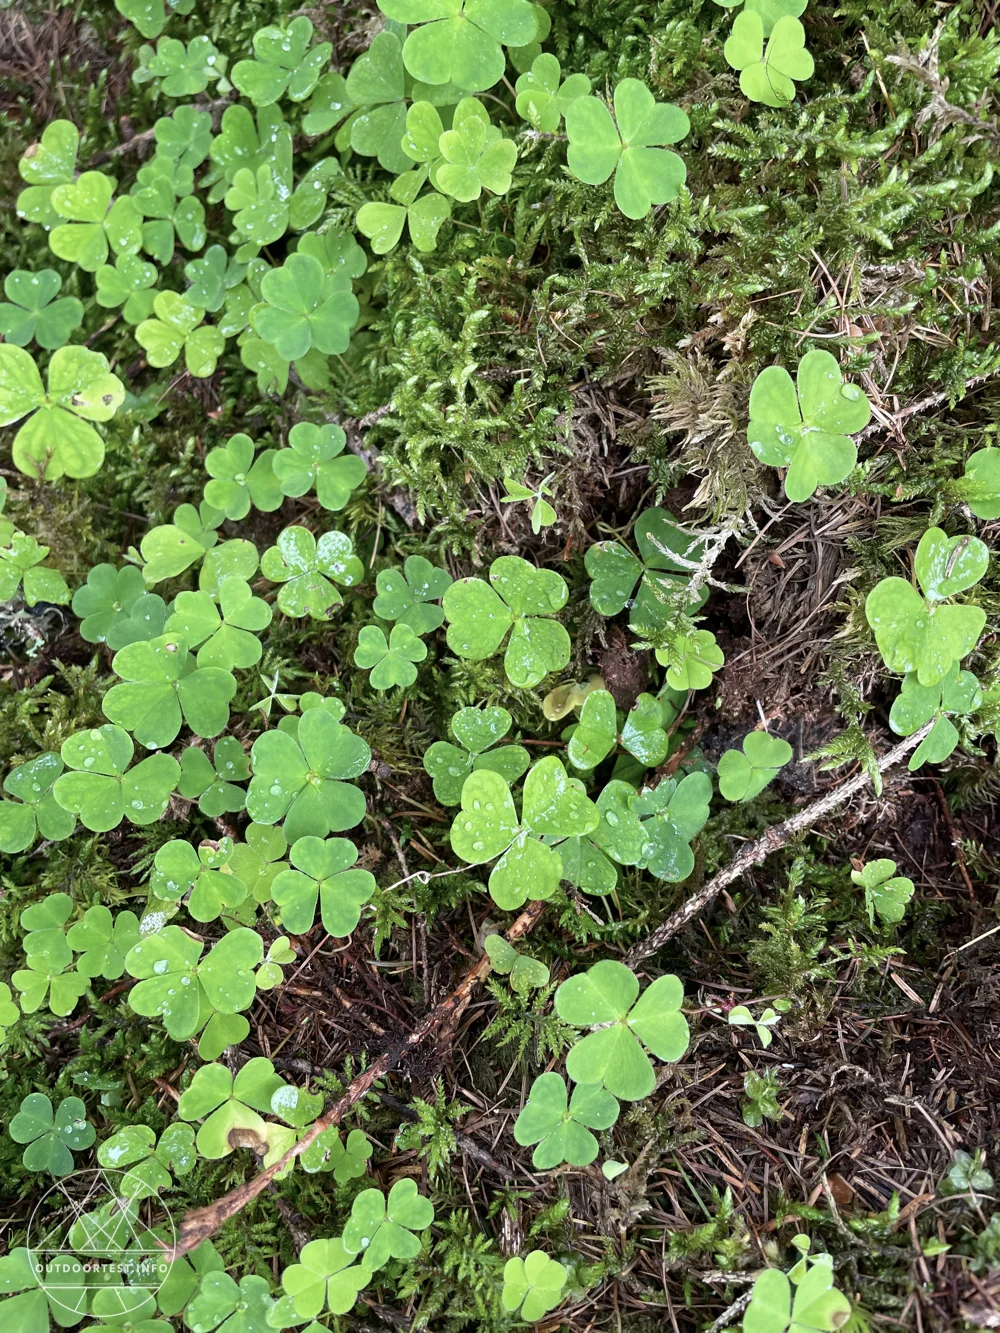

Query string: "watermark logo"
[[25, 1169, 176, 1321]]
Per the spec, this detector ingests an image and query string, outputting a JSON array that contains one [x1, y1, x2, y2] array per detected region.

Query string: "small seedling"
[[742, 1258, 851, 1333], [728, 1004, 782, 1048], [742, 1069, 782, 1128], [850, 858, 914, 926], [484, 934, 550, 994]]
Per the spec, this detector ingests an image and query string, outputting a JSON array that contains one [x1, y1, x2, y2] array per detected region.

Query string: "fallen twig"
[[164, 899, 545, 1259], [625, 721, 933, 967]]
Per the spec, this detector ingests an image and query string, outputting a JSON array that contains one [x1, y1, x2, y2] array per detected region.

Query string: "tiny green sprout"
[[424, 705, 530, 805], [0, 532, 71, 607], [0, 344, 124, 480], [742, 1068, 782, 1128], [156, 104, 214, 170], [555, 960, 689, 1100], [443, 555, 570, 688], [167, 578, 273, 671], [9, 1093, 95, 1177], [133, 34, 229, 97], [135, 292, 225, 378], [342, 1179, 435, 1272], [646, 625, 726, 692], [713, 0, 805, 35], [261, 525, 364, 619], [941, 1148, 994, 1199], [501, 1250, 568, 1323], [177, 1056, 287, 1159], [956, 446, 1000, 519], [203, 435, 283, 521], [742, 1259, 851, 1333], [450, 755, 598, 908], [48, 171, 143, 272], [484, 933, 550, 994], [515, 54, 591, 131], [271, 836, 376, 936], [256, 935, 297, 989], [270, 1238, 370, 1322], [502, 473, 557, 533], [568, 689, 670, 771], [139, 501, 224, 586], [185, 1273, 274, 1333], [850, 858, 914, 926], [728, 1004, 782, 1048], [273, 422, 367, 511], [232, 17, 332, 106], [585, 507, 707, 631], [149, 837, 249, 923], [115, 0, 194, 39], [68, 905, 141, 980], [97, 1122, 196, 1199], [379, 0, 538, 92], [436, 98, 518, 202], [890, 664, 982, 770], [865, 527, 989, 687], [178, 737, 250, 816], [126, 926, 263, 1041], [103, 634, 237, 750], [514, 1071, 619, 1168], [373, 555, 453, 634], [95, 253, 158, 324], [566, 78, 689, 219], [301, 1127, 373, 1180], [747, 350, 870, 500], [247, 707, 370, 843], [249, 670, 300, 723], [717, 731, 793, 802], [602, 1159, 628, 1180], [355, 623, 428, 690], [724, 12, 815, 108], [253, 253, 359, 361], [0, 269, 82, 350], [52, 724, 180, 832]]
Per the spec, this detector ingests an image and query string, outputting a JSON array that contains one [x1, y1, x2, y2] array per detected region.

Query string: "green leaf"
[[0, 532, 71, 607], [272, 836, 375, 936], [436, 98, 517, 201], [203, 433, 283, 520], [424, 705, 529, 805], [135, 291, 224, 378], [53, 724, 179, 831], [95, 254, 157, 324], [484, 934, 550, 994], [514, 1071, 619, 1168], [914, 527, 989, 602], [67, 905, 140, 979], [254, 253, 359, 360], [957, 446, 1000, 520], [373, 556, 452, 632], [556, 960, 689, 1100], [9, 1093, 94, 1176], [501, 1250, 568, 1322], [0, 269, 82, 350], [17, 119, 80, 228], [627, 770, 712, 882], [744, 1261, 851, 1333], [260, 525, 364, 619], [300, 1127, 372, 1180], [155, 105, 214, 170], [273, 422, 367, 511], [717, 731, 793, 801], [272, 1238, 369, 1320], [72, 563, 147, 645], [850, 858, 915, 926], [133, 34, 228, 97], [515, 54, 591, 131], [232, 17, 331, 106], [354, 623, 428, 690], [103, 633, 237, 749], [341, 1178, 434, 1272], [724, 11, 815, 108], [382, 0, 538, 91]]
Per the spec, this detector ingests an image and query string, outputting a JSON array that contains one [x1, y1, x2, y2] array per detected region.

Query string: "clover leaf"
[[743, 1262, 851, 1333], [133, 35, 228, 97], [97, 1122, 196, 1199], [514, 1071, 619, 1168], [202, 433, 282, 520], [501, 473, 557, 534], [568, 690, 670, 771], [67, 905, 141, 979], [53, 724, 180, 831], [12, 955, 90, 1017], [436, 98, 517, 201], [17, 119, 79, 227], [628, 770, 712, 881], [484, 934, 550, 994], [149, 837, 249, 922], [728, 1004, 782, 1048], [303, 70, 357, 136], [373, 555, 453, 634], [232, 17, 332, 107], [223, 165, 287, 248], [167, 579, 272, 672], [0, 751, 76, 851], [380, 0, 539, 92], [72, 563, 144, 645], [155, 104, 214, 170], [271, 835, 375, 936], [850, 858, 915, 927], [566, 78, 689, 219], [300, 1127, 373, 1180], [139, 501, 224, 586], [136, 292, 225, 378], [424, 704, 530, 805], [647, 626, 725, 692], [0, 982, 19, 1038], [444, 555, 570, 688], [270, 1238, 370, 1323], [261, 525, 364, 619], [717, 731, 792, 802], [185, 245, 246, 313], [344, 32, 412, 174], [556, 960, 689, 1100], [865, 527, 988, 687], [248, 708, 370, 843], [0, 531, 71, 606], [889, 665, 982, 771], [555, 778, 648, 895], [229, 823, 288, 905], [126, 926, 263, 1041], [48, 171, 143, 271], [95, 253, 158, 324], [354, 624, 428, 690], [273, 422, 367, 511], [515, 54, 591, 131], [0, 344, 124, 480], [9, 1093, 95, 1176], [357, 183, 452, 255], [130, 157, 206, 264], [0, 269, 82, 350], [501, 1251, 568, 1323], [342, 1179, 435, 1272], [747, 350, 870, 501], [104, 634, 237, 749], [450, 755, 598, 909], [115, 0, 194, 39], [253, 253, 359, 361], [724, 12, 814, 107], [957, 446, 1000, 519], [183, 1272, 274, 1333], [207, 103, 293, 205], [585, 507, 707, 631], [177, 1057, 287, 1158], [713, 0, 806, 35]]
